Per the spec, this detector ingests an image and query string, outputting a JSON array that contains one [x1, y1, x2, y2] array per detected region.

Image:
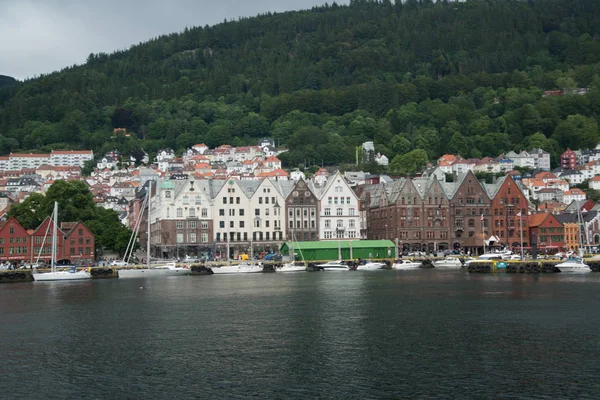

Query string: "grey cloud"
[[0, 0, 347, 80]]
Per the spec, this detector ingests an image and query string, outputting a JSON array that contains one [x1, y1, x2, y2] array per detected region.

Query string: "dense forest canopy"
[[0, 0, 599, 170], [0, 75, 16, 89]]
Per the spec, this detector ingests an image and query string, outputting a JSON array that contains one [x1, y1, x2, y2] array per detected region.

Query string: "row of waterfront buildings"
[[126, 169, 600, 261]]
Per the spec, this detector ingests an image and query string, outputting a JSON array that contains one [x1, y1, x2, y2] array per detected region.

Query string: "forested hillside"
[[1, 0, 600, 172], [0, 75, 16, 88]]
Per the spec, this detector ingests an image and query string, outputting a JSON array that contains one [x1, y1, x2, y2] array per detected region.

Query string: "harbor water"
[[2, 270, 600, 399]]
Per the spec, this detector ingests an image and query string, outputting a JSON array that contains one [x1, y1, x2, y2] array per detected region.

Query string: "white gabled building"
[[212, 178, 292, 259], [314, 171, 360, 240]]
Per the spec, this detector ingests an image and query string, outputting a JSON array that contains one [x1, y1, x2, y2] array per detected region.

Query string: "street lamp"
[[385, 224, 388, 240]]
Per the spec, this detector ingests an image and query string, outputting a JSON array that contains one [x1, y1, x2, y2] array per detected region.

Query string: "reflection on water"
[[2, 271, 600, 399]]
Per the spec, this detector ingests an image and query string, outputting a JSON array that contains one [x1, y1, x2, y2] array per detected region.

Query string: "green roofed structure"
[[280, 240, 396, 262]]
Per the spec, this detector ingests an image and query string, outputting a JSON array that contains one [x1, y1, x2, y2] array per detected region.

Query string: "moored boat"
[[32, 202, 92, 282], [355, 260, 386, 270], [556, 257, 591, 273], [278, 262, 306, 272], [433, 257, 463, 268], [315, 260, 350, 271], [211, 262, 264, 274], [392, 259, 422, 270]]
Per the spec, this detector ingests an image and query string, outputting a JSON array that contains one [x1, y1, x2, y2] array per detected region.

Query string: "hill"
[[0, 0, 599, 171], [0, 75, 16, 88]]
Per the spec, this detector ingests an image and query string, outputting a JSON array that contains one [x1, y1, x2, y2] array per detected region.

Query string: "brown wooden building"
[[490, 176, 530, 249], [360, 171, 528, 255]]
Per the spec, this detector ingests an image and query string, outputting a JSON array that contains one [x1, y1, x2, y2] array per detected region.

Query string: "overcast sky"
[[0, 0, 348, 81]]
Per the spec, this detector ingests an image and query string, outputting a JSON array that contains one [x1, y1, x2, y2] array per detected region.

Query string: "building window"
[[202, 208, 208, 217], [183, 196, 189, 204], [219, 221, 225, 228], [349, 220, 355, 228], [349, 208, 355, 216], [324, 231, 333, 239], [240, 221, 245, 228], [188, 221, 197, 229], [189, 208, 195, 217], [325, 220, 331, 228], [177, 208, 183, 217], [176, 221, 184, 229], [195, 195, 201, 205], [177, 233, 184, 243], [219, 209, 224, 216], [201, 221, 208, 229], [165, 191, 171, 198], [201, 233, 208, 243], [189, 233, 196, 243], [337, 220, 343, 228], [337, 208, 343, 216], [239, 209, 245, 216], [324, 208, 331, 216]]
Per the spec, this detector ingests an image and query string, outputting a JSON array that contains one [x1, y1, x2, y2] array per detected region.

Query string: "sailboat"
[[32, 202, 92, 281], [278, 235, 307, 272], [118, 180, 190, 278]]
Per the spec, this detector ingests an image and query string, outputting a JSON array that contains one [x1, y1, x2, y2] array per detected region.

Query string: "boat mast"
[[147, 180, 151, 268], [51, 201, 58, 272]]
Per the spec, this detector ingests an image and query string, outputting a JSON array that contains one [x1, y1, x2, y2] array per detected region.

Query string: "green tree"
[[389, 149, 428, 175]]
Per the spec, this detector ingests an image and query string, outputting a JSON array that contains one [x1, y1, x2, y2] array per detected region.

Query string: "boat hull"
[[556, 264, 591, 273], [278, 265, 306, 272], [211, 266, 264, 274], [33, 270, 91, 281], [433, 263, 462, 269], [118, 267, 190, 278], [356, 263, 386, 271], [392, 263, 421, 270]]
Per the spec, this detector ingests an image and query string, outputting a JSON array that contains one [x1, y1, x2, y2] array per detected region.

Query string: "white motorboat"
[[556, 257, 591, 273], [278, 262, 306, 272], [433, 257, 463, 268], [315, 260, 350, 271], [392, 259, 422, 270], [33, 202, 92, 282], [355, 261, 386, 270], [211, 262, 264, 274]]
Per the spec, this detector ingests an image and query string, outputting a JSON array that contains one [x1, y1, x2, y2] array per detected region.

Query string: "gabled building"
[[489, 176, 529, 249], [0, 217, 30, 263], [285, 179, 319, 242], [314, 171, 360, 241], [61, 221, 95, 264], [144, 178, 223, 260], [528, 213, 565, 253]]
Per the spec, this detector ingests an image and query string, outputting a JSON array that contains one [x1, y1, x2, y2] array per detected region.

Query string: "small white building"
[[563, 189, 586, 204]]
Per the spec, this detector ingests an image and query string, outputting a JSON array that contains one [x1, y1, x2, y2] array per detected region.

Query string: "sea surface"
[[1, 270, 600, 399]]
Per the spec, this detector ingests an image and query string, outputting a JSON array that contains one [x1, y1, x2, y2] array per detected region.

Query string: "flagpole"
[[519, 212, 524, 260], [482, 215, 486, 255]]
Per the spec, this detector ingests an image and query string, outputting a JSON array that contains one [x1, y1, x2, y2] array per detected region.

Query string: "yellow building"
[[563, 222, 580, 252]]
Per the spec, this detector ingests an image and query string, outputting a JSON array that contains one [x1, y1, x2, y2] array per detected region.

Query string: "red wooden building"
[[528, 213, 565, 253], [0, 217, 31, 262], [491, 176, 529, 249], [61, 221, 95, 264]]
